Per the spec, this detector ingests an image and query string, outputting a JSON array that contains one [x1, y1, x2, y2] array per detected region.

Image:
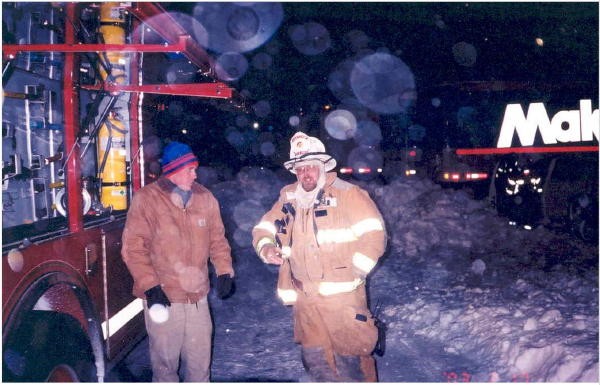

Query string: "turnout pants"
[[144, 298, 213, 382], [293, 288, 379, 382]]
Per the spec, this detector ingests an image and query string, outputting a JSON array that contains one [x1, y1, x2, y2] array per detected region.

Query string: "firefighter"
[[122, 141, 234, 382], [252, 132, 387, 382]]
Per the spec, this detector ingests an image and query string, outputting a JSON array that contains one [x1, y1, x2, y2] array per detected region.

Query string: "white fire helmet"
[[283, 131, 337, 174]]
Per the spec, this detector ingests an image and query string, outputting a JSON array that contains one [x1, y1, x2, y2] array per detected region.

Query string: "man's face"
[[295, 163, 321, 192], [167, 165, 198, 191]]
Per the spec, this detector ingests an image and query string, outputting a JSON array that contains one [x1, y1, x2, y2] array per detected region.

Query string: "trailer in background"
[[420, 80, 598, 239]]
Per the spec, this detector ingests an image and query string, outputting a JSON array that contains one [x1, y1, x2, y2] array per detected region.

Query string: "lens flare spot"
[[289, 115, 300, 127], [350, 52, 415, 114], [325, 109, 357, 140]]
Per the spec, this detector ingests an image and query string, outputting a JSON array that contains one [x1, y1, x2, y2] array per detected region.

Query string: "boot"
[[334, 354, 364, 382], [360, 355, 378, 382], [301, 347, 339, 382]]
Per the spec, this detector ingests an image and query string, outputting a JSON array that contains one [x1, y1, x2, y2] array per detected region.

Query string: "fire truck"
[[429, 81, 598, 238], [2, 2, 237, 381]]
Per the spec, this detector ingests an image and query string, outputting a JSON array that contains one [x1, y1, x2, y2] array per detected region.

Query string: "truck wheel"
[[569, 195, 598, 242], [570, 212, 597, 243], [3, 310, 96, 382], [46, 365, 80, 382], [576, 219, 596, 242]]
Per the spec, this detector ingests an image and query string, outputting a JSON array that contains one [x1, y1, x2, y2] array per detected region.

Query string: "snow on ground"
[[112, 167, 598, 382], [366, 176, 599, 382]]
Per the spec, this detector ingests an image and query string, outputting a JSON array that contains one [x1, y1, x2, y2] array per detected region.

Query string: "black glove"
[[144, 285, 171, 308], [216, 274, 234, 299]]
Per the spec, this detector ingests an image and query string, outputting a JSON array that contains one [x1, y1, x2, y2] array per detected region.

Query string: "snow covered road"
[[111, 168, 598, 382]]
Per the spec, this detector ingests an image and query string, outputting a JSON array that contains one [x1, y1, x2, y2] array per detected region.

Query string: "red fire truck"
[[2, 2, 237, 381]]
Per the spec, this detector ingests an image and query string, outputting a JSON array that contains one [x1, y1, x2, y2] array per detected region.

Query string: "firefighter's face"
[[295, 163, 321, 192], [168, 165, 198, 191]]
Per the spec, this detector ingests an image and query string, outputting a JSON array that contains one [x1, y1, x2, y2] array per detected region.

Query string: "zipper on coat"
[[182, 207, 194, 266]]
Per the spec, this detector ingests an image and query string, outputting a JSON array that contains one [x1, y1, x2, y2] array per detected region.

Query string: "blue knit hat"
[[161, 142, 199, 176]]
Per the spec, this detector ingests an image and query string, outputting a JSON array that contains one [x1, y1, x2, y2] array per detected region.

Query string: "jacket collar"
[[157, 176, 177, 193], [324, 171, 337, 187], [157, 176, 201, 194]]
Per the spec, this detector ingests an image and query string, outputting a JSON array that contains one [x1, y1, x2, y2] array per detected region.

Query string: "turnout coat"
[[252, 172, 387, 357]]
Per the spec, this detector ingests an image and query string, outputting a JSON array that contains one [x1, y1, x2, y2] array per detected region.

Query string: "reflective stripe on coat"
[[252, 172, 387, 302]]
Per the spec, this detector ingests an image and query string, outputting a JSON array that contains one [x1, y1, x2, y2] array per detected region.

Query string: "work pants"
[[144, 298, 212, 382]]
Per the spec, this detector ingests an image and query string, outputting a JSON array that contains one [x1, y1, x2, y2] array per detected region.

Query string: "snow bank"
[[365, 175, 599, 382]]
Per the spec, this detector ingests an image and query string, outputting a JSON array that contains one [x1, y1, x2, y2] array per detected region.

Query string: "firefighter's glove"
[[145, 285, 171, 308], [217, 274, 235, 300]]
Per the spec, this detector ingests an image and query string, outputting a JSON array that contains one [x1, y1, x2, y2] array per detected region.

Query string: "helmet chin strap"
[[294, 162, 326, 209]]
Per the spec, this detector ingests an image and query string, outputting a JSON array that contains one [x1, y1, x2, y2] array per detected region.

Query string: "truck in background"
[[425, 82, 598, 239]]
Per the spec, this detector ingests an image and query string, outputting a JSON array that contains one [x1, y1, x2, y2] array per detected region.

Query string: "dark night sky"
[[151, 2, 598, 168]]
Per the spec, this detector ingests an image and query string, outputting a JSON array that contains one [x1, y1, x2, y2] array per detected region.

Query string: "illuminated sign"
[[497, 99, 598, 148]]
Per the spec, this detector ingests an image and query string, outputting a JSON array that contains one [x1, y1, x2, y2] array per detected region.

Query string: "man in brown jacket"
[[122, 141, 234, 382], [252, 132, 387, 382]]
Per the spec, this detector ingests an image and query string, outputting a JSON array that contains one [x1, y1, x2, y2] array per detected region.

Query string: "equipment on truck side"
[[2, 2, 239, 381]]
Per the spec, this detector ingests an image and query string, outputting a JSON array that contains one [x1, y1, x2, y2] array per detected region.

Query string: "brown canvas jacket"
[[122, 177, 233, 303]]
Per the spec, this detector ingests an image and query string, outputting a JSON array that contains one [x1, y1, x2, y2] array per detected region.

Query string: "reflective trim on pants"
[[144, 299, 213, 382]]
